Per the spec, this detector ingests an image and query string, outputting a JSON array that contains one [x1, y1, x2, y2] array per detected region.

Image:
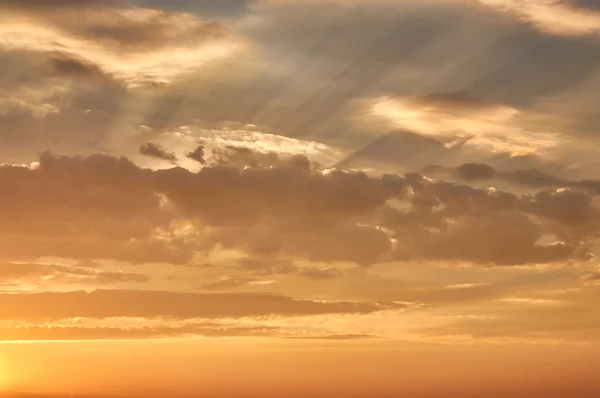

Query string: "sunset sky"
[[1, 0, 600, 397]]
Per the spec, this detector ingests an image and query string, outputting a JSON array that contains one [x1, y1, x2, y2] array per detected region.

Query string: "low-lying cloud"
[[0, 289, 406, 321]]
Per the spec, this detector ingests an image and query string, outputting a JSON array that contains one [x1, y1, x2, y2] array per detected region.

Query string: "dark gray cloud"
[[424, 162, 600, 194], [139, 142, 178, 163], [455, 163, 497, 181], [186, 145, 206, 164], [48, 53, 112, 80]]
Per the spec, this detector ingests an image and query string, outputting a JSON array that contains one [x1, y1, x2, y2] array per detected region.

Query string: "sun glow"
[[0, 357, 7, 390]]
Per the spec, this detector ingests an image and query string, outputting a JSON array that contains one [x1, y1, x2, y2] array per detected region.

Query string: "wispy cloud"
[[476, 0, 600, 37]]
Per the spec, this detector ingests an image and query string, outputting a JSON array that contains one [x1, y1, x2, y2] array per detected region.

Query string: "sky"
[[1, 0, 600, 397]]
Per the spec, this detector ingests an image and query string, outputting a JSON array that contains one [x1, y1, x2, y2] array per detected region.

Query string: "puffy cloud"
[[388, 210, 586, 265], [389, 174, 597, 264], [455, 163, 497, 181], [0, 150, 598, 267], [0, 153, 187, 264]]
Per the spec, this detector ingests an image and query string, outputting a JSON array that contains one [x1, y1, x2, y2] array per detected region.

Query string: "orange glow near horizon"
[[1, 339, 600, 398]]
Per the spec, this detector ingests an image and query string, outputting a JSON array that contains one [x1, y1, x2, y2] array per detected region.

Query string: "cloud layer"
[[0, 289, 406, 322], [0, 150, 597, 268]]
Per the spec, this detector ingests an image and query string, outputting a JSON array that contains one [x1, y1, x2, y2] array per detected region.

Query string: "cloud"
[[0, 0, 599, 352], [0, 320, 376, 341], [0, 4, 240, 86], [0, 150, 597, 267], [0, 262, 147, 287], [47, 53, 113, 80], [0, 153, 187, 264], [424, 162, 600, 194], [371, 93, 560, 156], [3, 0, 597, 171], [455, 163, 497, 181], [392, 173, 597, 264], [0, 289, 407, 321], [0, 3, 227, 50], [581, 267, 600, 287], [139, 142, 178, 163], [200, 276, 256, 290], [132, 0, 253, 18], [0, 0, 115, 10], [186, 145, 206, 164], [417, 293, 600, 343], [42, 8, 226, 51], [475, 0, 600, 37], [298, 267, 346, 281], [238, 257, 297, 275], [168, 125, 339, 163], [0, 324, 281, 341], [1, 0, 112, 6]]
